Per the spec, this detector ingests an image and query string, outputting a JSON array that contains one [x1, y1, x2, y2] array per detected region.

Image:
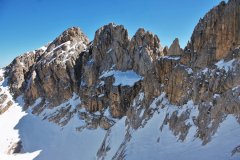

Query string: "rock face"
[[187, 0, 240, 68], [167, 38, 183, 56], [129, 28, 162, 76], [27, 27, 89, 107], [6, 49, 44, 97], [6, 27, 89, 108], [1, 0, 240, 153], [92, 23, 130, 72], [46, 27, 88, 52]]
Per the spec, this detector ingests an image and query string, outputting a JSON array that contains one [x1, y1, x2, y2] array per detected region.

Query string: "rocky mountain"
[[0, 0, 240, 160]]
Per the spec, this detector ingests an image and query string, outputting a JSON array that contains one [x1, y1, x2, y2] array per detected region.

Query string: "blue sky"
[[0, 0, 224, 68]]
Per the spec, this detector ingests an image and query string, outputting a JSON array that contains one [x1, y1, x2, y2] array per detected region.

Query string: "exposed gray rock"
[[7, 141, 22, 154], [187, 0, 240, 68], [167, 38, 183, 56], [129, 28, 163, 76], [92, 23, 131, 73]]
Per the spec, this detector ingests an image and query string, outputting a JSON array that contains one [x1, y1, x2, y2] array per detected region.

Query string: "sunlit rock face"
[[186, 0, 240, 68], [92, 23, 131, 72], [166, 38, 183, 56]]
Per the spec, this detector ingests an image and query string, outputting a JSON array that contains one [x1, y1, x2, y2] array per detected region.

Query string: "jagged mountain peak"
[[92, 22, 130, 72], [187, 0, 240, 68], [46, 26, 89, 52], [132, 27, 161, 48], [96, 22, 126, 31], [93, 23, 129, 48], [167, 38, 183, 56]]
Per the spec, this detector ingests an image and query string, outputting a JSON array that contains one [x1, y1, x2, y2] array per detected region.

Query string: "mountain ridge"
[[0, 0, 240, 159]]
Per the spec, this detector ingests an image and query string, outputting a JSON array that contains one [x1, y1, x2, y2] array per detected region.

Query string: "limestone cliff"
[[186, 0, 240, 68], [167, 38, 183, 56]]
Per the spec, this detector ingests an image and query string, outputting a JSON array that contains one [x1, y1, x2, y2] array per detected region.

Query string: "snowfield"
[[0, 69, 40, 160], [0, 69, 106, 160]]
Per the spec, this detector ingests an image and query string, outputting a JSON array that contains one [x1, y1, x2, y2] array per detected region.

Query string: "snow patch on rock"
[[100, 70, 143, 87], [215, 59, 235, 72]]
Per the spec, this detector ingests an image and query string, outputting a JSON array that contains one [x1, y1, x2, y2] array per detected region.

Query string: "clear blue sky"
[[0, 0, 225, 68]]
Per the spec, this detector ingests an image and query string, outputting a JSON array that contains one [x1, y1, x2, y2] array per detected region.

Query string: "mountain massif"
[[0, 0, 240, 159]]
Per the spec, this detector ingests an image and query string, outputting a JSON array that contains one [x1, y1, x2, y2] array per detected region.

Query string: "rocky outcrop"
[[163, 46, 168, 55], [167, 38, 183, 56], [92, 23, 131, 73], [166, 64, 192, 105], [129, 28, 163, 76], [187, 0, 240, 68], [0, 92, 13, 114], [46, 27, 88, 52], [6, 27, 89, 108], [6, 49, 45, 97], [28, 28, 88, 107], [7, 141, 22, 154], [128, 28, 163, 101]]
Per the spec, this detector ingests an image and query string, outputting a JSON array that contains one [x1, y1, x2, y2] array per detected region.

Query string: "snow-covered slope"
[[124, 96, 240, 160], [1, 68, 240, 160], [0, 69, 106, 160], [0, 69, 40, 160]]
